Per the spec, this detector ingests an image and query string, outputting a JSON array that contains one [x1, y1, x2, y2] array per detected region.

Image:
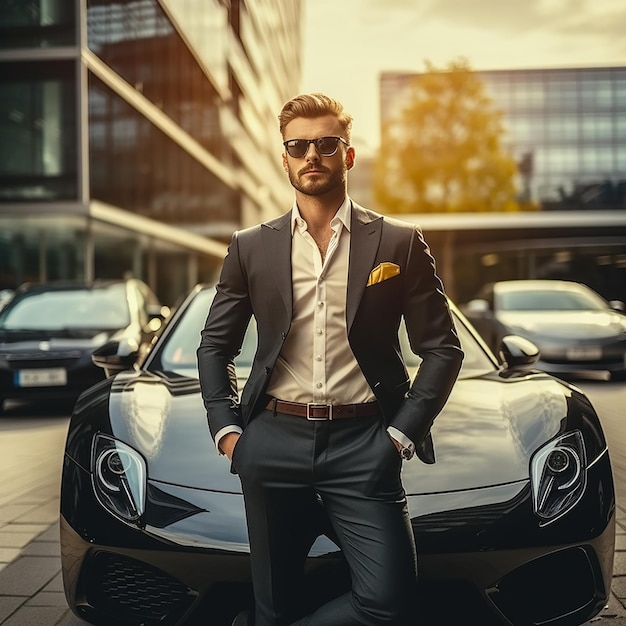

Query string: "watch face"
[[400, 447, 413, 460]]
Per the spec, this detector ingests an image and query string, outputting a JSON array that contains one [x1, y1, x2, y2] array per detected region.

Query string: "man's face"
[[282, 115, 354, 197]]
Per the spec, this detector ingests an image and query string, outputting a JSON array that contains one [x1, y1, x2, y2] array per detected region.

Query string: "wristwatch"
[[399, 445, 414, 461]]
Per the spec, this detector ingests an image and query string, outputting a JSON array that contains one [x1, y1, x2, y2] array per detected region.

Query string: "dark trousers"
[[232, 409, 418, 626]]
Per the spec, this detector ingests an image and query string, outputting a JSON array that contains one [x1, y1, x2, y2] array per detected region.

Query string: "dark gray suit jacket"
[[197, 202, 464, 463]]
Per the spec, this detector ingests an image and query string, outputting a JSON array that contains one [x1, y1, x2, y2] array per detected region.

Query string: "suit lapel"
[[347, 203, 382, 331], [261, 212, 293, 323]]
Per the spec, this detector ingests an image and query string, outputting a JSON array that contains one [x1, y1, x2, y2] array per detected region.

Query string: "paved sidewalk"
[[1, 473, 626, 625]]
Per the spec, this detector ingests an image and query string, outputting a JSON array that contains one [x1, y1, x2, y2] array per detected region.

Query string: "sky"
[[300, 0, 626, 152]]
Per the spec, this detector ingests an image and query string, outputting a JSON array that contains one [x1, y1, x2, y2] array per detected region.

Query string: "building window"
[[0, 0, 76, 49], [0, 215, 86, 288], [89, 76, 239, 234], [0, 60, 78, 202]]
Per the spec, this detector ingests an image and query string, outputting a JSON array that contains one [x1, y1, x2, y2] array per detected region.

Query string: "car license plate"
[[15, 368, 67, 387], [566, 347, 602, 361]]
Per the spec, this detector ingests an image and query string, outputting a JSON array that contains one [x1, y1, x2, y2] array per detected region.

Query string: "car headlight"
[[91, 433, 147, 527], [530, 430, 586, 526]]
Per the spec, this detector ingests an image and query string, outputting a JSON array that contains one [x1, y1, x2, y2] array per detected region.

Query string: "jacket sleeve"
[[197, 232, 253, 440], [389, 227, 464, 446]]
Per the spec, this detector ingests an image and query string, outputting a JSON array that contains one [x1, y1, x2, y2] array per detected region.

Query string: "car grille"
[[86, 551, 196, 622], [488, 546, 603, 624]]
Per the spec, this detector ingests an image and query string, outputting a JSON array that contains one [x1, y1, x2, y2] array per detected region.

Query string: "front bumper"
[[0, 355, 105, 405], [61, 450, 615, 626], [535, 338, 626, 375]]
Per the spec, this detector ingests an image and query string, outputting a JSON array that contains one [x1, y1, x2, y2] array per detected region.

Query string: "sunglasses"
[[282, 136, 349, 159]]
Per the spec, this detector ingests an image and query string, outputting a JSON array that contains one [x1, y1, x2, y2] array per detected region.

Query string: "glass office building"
[[479, 67, 626, 211], [379, 67, 626, 303], [380, 66, 626, 211], [0, 0, 301, 305]]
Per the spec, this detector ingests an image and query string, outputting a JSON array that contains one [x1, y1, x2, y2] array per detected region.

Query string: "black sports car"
[[0, 279, 169, 412], [60, 285, 615, 626]]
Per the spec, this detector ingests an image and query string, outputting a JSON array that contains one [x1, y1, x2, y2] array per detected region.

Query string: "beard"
[[287, 163, 347, 197]]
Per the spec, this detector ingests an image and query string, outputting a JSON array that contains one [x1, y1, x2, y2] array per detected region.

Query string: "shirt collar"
[[290, 197, 352, 235]]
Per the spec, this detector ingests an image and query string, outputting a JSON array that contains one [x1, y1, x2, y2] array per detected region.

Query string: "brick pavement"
[[1, 475, 626, 625]]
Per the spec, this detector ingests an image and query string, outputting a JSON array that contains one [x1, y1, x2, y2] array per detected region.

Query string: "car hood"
[[97, 369, 571, 495], [0, 327, 116, 349], [497, 310, 626, 339]]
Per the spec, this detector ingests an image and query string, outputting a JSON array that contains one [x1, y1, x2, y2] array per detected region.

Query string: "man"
[[197, 93, 463, 626]]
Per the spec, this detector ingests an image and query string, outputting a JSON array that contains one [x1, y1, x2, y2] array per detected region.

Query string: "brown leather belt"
[[266, 398, 380, 420]]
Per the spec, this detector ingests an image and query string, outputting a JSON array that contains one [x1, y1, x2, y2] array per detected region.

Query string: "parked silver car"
[[461, 279, 626, 380]]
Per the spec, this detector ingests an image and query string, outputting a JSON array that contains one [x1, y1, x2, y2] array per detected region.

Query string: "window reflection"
[[0, 61, 78, 201], [0, 216, 86, 286], [89, 76, 239, 231], [86, 0, 226, 157], [479, 67, 626, 210], [0, 0, 76, 48]]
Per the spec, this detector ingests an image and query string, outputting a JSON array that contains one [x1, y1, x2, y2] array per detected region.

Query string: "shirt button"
[[316, 329, 323, 335], [316, 355, 322, 361], [318, 301, 324, 308], [316, 382, 323, 389]]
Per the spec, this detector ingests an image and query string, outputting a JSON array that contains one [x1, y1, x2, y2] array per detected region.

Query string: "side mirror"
[[92, 338, 140, 377], [498, 335, 540, 372], [609, 300, 625, 312]]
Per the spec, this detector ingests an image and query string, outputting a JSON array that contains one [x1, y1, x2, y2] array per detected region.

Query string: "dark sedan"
[[0, 279, 169, 412], [461, 279, 626, 381], [60, 285, 615, 626]]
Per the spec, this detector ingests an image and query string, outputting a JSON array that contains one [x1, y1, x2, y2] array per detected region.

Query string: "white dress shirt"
[[265, 198, 374, 404], [215, 197, 414, 457]]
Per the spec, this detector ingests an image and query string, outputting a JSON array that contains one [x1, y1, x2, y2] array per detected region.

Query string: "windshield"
[[157, 288, 492, 378], [400, 314, 492, 376], [158, 288, 257, 375], [0, 284, 130, 330], [498, 287, 607, 312]]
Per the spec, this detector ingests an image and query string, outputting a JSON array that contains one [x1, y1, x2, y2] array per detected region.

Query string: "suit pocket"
[[230, 427, 249, 475], [366, 262, 401, 287]]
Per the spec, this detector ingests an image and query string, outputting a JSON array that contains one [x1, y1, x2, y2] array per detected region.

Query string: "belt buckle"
[[306, 402, 332, 420]]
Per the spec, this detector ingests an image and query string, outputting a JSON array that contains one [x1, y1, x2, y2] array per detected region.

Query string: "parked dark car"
[[461, 279, 626, 381], [60, 284, 615, 626], [0, 279, 169, 412]]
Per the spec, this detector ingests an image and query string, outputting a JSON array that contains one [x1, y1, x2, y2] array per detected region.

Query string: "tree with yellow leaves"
[[374, 59, 532, 213]]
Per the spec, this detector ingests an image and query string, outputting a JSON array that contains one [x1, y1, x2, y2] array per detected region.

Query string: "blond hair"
[[278, 93, 353, 141]]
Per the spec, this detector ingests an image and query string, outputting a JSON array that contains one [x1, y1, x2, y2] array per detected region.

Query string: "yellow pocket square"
[[366, 262, 401, 286]]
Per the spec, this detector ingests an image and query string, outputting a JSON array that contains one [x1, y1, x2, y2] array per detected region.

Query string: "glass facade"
[[0, 0, 76, 49], [89, 75, 238, 229], [0, 0, 303, 304], [479, 68, 626, 210], [0, 215, 87, 286], [380, 67, 626, 211], [0, 60, 78, 201], [86, 0, 227, 158]]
